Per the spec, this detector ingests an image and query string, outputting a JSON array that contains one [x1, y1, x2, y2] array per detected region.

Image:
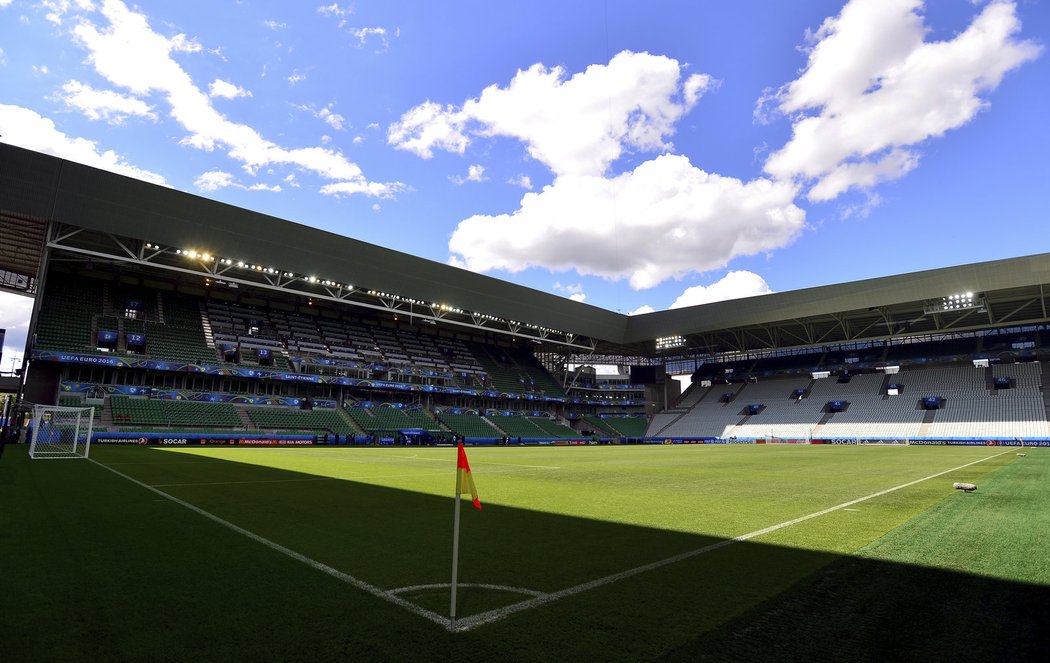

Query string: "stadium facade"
[[2, 143, 1049, 445]]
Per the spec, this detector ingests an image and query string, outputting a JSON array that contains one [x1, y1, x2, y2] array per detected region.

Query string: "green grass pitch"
[[2, 443, 1048, 661]]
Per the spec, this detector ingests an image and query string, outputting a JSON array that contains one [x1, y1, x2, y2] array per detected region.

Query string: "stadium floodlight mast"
[[28, 404, 94, 459]]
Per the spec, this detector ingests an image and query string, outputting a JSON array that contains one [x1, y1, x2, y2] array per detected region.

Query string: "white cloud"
[[193, 169, 280, 193], [763, 0, 1041, 201], [58, 80, 157, 123], [0, 0, 15, 8], [319, 180, 402, 197], [168, 32, 201, 53], [317, 3, 351, 17], [387, 100, 469, 158], [508, 174, 533, 190], [287, 70, 306, 85], [0, 290, 34, 370], [352, 135, 364, 144], [390, 50, 715, 177], [208, 79, 252, 100], [568, 293, 586, 303], [317, 105, 345, 130], [553, 282, 585, 295], [449, 163, 486, 184], [627, 304, 655, 316], [32, 64, 49, 75], [193, 169, 235, 191], [395, 50, 798, 289], [263, 19, 285, 30], [351, 26, 389, 49], [448, 154, 803, 289], [247, 182, 281, 192], [668, 271, 773, 309], [837, 191, 881, 221], [41, 0, 95, 25], [0, 47, 6, 66], [0, 103, 168, 185], [61, 0, 398, 197], [294, 103, 344, 130]]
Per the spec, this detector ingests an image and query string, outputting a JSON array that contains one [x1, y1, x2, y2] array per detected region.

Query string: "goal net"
[[29, 405, 94, 459], [766, 431, 812, 444]]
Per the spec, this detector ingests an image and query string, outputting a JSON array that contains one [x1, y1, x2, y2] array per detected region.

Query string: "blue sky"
[[1, 0, 1048, 367]]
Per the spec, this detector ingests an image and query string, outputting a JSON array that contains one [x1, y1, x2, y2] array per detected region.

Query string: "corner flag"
[[457, 442, 482, 510], [450, 442, 481, 628]]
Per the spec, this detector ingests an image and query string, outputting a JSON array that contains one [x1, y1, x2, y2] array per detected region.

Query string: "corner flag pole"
[[449, 459, 463, 630], [449, 442, 481, 630]]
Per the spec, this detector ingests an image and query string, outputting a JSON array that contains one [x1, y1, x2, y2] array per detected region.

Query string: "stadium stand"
[[109, 396, 242, 429], [245, 407, 357, 436], [527, 417, 579, 438], [438, 413, 504, 439], [601, 416, 648, 438]]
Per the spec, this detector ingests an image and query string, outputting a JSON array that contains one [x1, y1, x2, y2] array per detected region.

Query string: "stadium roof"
[[3, 143, 1049, 359]]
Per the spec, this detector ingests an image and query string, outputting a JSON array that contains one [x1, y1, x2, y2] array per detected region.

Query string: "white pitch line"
[[451, 449, 1014, 632], [88, 458, 449, 628], [389, 583, 546, 599]]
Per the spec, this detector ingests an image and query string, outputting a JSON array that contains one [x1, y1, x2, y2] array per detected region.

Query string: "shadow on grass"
[[2, 444, 1048, 662], [659, 553, 1050, 662]]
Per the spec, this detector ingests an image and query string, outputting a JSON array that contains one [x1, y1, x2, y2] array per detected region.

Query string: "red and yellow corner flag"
[[456, 442, 481, 510]]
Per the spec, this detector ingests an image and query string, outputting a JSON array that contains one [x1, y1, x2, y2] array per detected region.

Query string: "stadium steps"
[[727, 381, 749, 403], [604, 416, 647, 438], [918, 407, 938, 436], [695, 385, 715, 403], [582, 415, 618, 436], [199, 300, 216, 349], [651, 408, 691, 437], [234, 407, 255, 429], [985, 366, 996, 391], [335, 405, 365, 435], [726, 411, 754, 436], [880, 373, 892, 400], [99, 398, 115, 429], [155, 290, 165, 325], [673, 382, 696, 408], [1041, 361, 1050, 424]]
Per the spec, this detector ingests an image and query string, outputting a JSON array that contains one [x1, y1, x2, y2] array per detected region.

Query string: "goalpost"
[[28, 404, 95, 460], [766, 430, 812, 444]]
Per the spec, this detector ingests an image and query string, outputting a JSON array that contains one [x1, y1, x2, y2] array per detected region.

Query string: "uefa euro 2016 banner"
[[61, 382, 337, 408]]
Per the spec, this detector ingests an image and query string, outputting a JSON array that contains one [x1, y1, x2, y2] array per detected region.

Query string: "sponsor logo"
[[236, 439, 315, 446], [94, 437, 132, 444]]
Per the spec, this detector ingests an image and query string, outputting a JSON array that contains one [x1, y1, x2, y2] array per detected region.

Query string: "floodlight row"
[[149, 242, 568, 338]]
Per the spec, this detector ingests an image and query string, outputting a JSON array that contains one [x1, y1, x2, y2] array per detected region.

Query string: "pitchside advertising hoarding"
[[92, 432, 326, 446]]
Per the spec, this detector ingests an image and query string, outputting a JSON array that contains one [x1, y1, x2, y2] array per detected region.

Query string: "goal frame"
[[765, 430, 813, 445], [28, 404, 95, 460]]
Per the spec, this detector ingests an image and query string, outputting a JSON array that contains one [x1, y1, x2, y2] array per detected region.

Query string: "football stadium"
[[3, 142, 1050, 660]]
